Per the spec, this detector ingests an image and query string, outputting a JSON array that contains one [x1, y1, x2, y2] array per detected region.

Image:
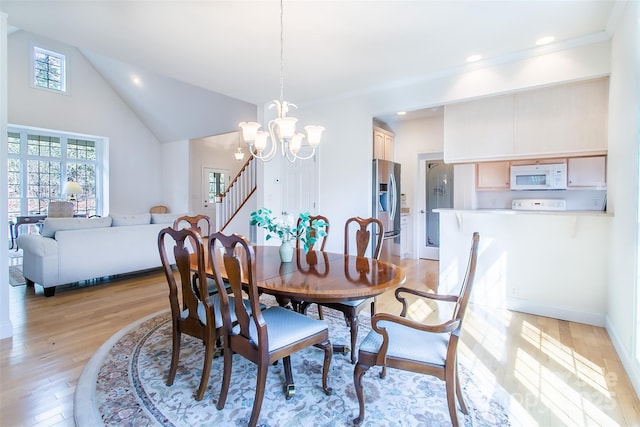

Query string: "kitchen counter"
[[434, 208, 611, 217], [436, 207, 610, 327]]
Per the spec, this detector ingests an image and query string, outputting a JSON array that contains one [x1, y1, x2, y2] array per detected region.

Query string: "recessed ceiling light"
[[536, 36, 555, 46], [466, 54, 482, 63], [397, 111, 406, 116], [131, 75, 142, 86]]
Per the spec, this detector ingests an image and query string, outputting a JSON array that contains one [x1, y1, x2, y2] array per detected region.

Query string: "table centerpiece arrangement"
[[250, 208, 328, 262]]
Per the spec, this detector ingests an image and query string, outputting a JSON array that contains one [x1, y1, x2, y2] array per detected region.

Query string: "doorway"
[[418, 156, 454, 259], [202, 167, 228, 230]]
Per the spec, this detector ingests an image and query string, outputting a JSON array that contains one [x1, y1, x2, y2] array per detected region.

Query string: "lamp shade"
[[62, 181, 82, 199]]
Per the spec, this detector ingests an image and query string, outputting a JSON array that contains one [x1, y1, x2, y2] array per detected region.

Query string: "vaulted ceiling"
[[2, 0, 620, 139]]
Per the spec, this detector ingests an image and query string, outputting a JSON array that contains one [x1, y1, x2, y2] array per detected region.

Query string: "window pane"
[[8, 159, 20, 198], [27, 159, 61, 200], [68, 139, 96, 160], [8, 132, 20, 154], [28, 134, 61, 157]]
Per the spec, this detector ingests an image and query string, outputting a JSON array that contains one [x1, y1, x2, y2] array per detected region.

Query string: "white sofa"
[[17, 213, 182, 297]]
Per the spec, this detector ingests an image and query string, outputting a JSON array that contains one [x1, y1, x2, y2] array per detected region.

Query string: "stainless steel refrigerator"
[[372, 159, 401, 263]]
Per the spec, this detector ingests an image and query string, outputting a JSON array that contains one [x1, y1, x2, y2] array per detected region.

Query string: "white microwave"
[[510, 163, 567, 190]]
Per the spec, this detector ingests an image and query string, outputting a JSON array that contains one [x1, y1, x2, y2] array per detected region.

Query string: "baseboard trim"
[[605, 316, 640, 400], [506, 298, 606, 326]]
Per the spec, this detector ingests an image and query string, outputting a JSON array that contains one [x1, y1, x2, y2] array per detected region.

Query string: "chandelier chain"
[[279, 0, 284, 105]]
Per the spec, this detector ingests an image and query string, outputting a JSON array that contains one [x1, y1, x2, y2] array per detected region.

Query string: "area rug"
[[75, 301, 511, 426], [9, 265, 25, 287]]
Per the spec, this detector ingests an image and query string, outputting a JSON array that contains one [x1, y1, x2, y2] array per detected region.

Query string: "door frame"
[[417, 152, 445, 260]]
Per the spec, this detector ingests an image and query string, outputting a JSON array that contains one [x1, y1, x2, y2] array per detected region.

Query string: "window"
[[33, 46, 66, 92], [208, 171, 225, 200], [7, 127, 102, 218]]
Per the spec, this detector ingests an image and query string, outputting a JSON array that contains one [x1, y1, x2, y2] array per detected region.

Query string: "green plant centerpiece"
[[250, 208, 328, 261]]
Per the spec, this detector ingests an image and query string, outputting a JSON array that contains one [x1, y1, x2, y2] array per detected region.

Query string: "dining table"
[[191, 243, 406, 395], [199, 244, 406, 306]]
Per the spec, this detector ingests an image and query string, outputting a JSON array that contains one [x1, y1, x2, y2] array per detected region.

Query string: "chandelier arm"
[[290, 148, 316, 161]]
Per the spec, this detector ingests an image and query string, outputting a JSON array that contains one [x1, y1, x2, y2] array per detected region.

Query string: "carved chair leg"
[[348, 315, 359, 364], [455, 360, 468, 414], [216, 343, 233, 410], [353, 362, 370, 426], [167, 328, 181, 386], [445, 363, 460, 427], [320, 340, 333, 395], [249, 362, 268, 427], [195, 336, 215, 401]]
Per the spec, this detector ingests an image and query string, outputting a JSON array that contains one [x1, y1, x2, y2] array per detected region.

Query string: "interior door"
[[282, 155, 317, 215], [202, 167, 228, 231], [418, 155, 454, 259]]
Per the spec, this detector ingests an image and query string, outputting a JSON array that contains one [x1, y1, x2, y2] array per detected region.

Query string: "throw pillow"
[[110, 213, 152, 227], [41, 216, 113, 238]]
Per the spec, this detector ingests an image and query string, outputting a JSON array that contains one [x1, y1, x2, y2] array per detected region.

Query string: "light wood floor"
[[1, 259, 639, 426]]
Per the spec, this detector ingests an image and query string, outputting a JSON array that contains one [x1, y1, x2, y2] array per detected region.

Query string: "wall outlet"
[[510, 286, 518, 297]]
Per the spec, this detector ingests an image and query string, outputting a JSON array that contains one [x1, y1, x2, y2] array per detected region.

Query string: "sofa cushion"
[[110, 213, 151, 227], [151, 212, 188, 224], [41, 216, 113, 238]]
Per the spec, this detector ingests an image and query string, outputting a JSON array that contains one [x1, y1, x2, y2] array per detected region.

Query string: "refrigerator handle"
[[389, 172, 397, 222]]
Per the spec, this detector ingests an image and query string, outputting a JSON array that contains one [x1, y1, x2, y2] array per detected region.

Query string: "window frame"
[[7, 125, 104, 218], [31, 44, 67, 94]]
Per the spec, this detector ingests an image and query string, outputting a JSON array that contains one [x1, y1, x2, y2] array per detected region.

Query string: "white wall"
[[160, 139, 189, 213], [7, 30, 163, 214], [1, 13, 12, 339], [605, 0, 640, 396]]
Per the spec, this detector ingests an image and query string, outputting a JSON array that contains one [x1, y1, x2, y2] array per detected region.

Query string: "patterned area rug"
[[9, 265, 25, 287], [75, 300, 511, 426]]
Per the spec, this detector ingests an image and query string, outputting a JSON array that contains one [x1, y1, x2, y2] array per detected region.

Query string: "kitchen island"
[[435, 208, 611, 326]]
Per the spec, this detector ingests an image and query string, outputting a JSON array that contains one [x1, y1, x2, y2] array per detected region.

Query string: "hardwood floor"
[[1, 259, 638, 426]]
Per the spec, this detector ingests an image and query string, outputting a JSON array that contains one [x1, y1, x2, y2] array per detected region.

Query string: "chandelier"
[[239, 0, 324, 163]]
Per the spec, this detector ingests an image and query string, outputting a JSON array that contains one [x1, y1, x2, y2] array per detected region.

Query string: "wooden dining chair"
[[172, 214, 211, 238], [295, 214, 330, 251], [209, 232, 333, 427], [157, 227, 235, 401], [172, 214, 224, 296], [353, 232, 480, 427]]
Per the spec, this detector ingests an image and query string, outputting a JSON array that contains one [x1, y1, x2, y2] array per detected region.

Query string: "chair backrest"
[[158, 227, 215, 339], [344, 216, 383, 259], [173, 214, 212, 237], [150, 205, 169, 214], [47, 201, 74, 218], [296, 214, 330, 251], [209, 232, 266, 353], [451, 232, 480, 336]]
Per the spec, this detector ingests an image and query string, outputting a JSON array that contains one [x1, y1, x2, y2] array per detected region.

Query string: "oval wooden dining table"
[[197, 244, 406, 304]]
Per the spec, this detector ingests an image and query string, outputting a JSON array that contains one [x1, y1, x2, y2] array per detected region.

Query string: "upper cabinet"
[[476, 161, 511, 190], [567, 155, 607, 188], [444, 95, 515, 162], [515, 79, 608, 156], [373, 126, 395, 161], [444, 78, 608, 163]]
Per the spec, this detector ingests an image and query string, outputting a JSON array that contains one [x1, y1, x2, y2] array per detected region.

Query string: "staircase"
[[217, 155, 256, 232]]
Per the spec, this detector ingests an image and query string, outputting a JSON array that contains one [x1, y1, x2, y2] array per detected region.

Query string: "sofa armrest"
[[17, 234, 58, 257], [17, 234, 59, 287]]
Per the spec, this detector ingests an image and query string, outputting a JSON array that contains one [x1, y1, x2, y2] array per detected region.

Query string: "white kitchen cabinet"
[[444, 95, 515, 163], [373, 127, 395, 160], [444, 78, 608, 163], [476, 161, 511, 190], [514, 78, 608, 157], [568, 155, 607, 188]]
